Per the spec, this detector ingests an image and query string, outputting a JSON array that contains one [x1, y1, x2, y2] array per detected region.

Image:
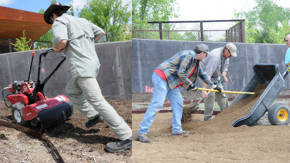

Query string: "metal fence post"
[[159, 23, 163, 40], [133, 30, 136, 38], [240, 20, 245, 42], [200, 22, 204, 41], [226, 30, 228, 42]]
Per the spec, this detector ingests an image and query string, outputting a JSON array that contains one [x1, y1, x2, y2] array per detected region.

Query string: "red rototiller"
[[1, 49, 73, 129]]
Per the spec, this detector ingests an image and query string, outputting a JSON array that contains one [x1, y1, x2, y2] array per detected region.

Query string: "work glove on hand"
[[202, 90, 208, 98], [214, 86, 222, 92], [187, 83, 196, 91]]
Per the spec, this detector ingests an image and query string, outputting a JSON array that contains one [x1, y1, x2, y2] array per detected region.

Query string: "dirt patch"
[[182, 84, 266, 133], [132, 84, 290, 162], [0, 99, 132, 163]]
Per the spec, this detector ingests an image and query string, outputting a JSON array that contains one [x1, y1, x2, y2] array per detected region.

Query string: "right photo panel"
[[132, 0, 290, 162]]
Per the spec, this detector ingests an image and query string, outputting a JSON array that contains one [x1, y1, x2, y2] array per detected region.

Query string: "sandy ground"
[[132, 87, 290, 163], [133, 113, 290, 163], [0, 100, 132, 163]]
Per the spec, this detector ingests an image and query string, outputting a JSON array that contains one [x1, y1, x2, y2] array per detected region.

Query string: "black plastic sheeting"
[[0, 41, 132, 100], [132, 39, 288, 93]]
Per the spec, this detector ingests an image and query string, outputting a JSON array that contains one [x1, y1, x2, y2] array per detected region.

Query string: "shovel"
[[191, 87, 255, 95]]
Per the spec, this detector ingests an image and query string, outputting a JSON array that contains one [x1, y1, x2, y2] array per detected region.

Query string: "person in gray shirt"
[[44, 3, 131, 153], [200, 43, 237, 121]]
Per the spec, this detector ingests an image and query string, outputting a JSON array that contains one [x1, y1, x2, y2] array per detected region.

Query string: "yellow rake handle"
[[192, 88, 255, 95]]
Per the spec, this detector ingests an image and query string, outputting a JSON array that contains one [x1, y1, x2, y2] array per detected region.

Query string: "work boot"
[[204, 115, 215, 121], [105, 138, 132, 153], [85, 115, 104, 128], [172, 130, 192, 136], [135, 134, 150, 143]]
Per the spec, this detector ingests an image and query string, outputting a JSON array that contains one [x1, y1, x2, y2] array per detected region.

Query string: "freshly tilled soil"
[[0, 99, 132, 163]]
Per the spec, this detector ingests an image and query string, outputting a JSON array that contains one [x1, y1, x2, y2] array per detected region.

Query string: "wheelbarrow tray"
[[232, 64, 286, 127]]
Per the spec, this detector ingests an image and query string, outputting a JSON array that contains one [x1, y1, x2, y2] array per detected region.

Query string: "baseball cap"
[[195, 44, 209, 54], [225, 43, 237, 57]]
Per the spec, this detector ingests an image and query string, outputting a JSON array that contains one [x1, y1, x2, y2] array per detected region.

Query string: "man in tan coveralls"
[[44, 3, 132, 153], [201, 43, 237, 121]]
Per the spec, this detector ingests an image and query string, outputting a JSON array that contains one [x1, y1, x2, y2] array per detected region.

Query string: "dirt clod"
[[0, 134, 8, 140]]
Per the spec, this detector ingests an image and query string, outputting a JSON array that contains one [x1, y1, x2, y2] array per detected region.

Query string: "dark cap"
[[194, 44, 209, 54], [44, 2, 70, 24]]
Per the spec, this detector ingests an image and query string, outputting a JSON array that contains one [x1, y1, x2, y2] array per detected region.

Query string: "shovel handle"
[[191, 88, 255, 95]]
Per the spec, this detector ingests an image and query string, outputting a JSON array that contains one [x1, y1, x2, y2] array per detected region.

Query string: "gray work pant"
[[204, 86, 228, 121], [65, 77, 132, 140]]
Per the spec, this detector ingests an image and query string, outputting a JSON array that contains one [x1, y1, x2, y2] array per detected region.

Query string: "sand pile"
[[182, 85, 266, 134]]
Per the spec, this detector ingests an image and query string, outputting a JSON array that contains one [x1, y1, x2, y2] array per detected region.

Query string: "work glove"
[[187, 83, 196, 91], [214, 86, 222, 92]]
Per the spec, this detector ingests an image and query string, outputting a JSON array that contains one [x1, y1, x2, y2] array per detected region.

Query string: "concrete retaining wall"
[[132, 39, 289, 93], [0, 41, 132, 100]]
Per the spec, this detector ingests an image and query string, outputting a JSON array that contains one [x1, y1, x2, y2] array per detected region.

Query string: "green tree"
[[183, 32, 198, 41], [235, 0, 290, 43], [10, 31, 32, 52], [37, 0, 56, 49], [80, 0, 131, 42], [133, 0, 177, 40], [133, 0, 176, 29]]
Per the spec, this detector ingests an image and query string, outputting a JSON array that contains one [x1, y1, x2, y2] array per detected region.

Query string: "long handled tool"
[[192, 87, 255, 95]]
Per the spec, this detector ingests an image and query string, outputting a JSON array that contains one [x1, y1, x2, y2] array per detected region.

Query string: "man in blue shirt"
[[136, 44, 219, 143]]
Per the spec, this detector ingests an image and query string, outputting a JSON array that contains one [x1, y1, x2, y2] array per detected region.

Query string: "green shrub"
[[10, 31, 32, 52]]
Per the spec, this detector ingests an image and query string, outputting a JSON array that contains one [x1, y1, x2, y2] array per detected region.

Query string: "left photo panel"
[[0, 0, 132, 162]]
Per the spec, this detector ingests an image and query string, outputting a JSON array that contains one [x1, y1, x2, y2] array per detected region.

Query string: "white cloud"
[[175, 0, 289, 22], [70, 0, 88, 10], [174, 0, 257, 21], [0, 0, 13, 5], [276, 0, 290, 8]]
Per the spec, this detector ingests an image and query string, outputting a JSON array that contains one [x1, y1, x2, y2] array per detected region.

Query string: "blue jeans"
[[137, 72, 184, 135]]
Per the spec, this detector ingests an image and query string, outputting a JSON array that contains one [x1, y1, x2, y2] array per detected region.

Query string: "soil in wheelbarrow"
[[0, 99, 132, 163]]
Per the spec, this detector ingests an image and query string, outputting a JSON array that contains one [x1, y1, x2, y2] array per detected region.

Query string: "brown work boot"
[[172, 131, 192, 136]]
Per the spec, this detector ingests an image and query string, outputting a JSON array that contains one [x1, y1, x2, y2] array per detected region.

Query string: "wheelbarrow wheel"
[[268, 103, 289, 125], [12, 108, 26, 125]]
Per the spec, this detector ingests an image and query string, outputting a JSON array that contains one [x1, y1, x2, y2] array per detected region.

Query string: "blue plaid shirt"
[[156, 50, 213, 89]]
